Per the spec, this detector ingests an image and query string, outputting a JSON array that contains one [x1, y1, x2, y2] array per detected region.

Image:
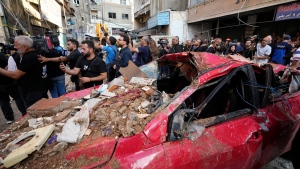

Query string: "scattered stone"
[[54, 110, 70, 122], [141, 101, 150, 108], [18, 115, 31, 129], [84, 129, 92, 136], [53, 142, 68, 152]]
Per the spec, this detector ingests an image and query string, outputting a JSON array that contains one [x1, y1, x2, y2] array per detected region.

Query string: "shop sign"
[[275, 2, 300, 21], [40, 0, 62, 27], [148, 11, 170, 29]]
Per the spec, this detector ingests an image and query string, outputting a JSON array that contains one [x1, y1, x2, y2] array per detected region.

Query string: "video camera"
[[12, 30, 67, 56], [157, 38, 169, 48]]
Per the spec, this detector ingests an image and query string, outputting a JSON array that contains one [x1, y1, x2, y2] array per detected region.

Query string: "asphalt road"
[[0, 100, 294, 169]]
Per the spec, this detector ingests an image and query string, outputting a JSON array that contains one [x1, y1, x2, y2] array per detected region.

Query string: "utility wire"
[[236, 0, 258, 27]]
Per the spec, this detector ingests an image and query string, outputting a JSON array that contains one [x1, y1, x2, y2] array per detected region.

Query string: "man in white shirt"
[[253, 37, 272, 64]]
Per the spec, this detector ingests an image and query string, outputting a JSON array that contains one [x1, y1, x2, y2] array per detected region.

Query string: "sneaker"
[[7, 120, 14, 124]]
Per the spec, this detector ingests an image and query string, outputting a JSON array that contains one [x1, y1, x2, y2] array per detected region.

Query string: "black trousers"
[[19, 87, 48, 109], [0, 82, 27, 121]]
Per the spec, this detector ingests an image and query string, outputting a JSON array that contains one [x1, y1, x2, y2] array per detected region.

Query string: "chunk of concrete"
[[27, 97, 69, 118]]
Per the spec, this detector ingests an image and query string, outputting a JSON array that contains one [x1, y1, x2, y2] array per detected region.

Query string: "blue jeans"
[[49, 75, 66, 98]]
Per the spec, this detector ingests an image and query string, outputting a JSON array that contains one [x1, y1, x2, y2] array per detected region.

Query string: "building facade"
[[187, 0, 300, 41], [67, 0, 133, 41], [0, 0, 75, 47], [133, 0, 188, 43]]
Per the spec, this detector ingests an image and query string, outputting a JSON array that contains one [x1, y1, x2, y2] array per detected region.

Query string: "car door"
[[252, 66, 300, 168], [163, 65, 264, 169]]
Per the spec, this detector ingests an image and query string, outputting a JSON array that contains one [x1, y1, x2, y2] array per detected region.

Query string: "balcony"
[[134, 0, 150, 18]]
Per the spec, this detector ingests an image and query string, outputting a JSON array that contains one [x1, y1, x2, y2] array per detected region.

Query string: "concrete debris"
[[54, 110, 71, 122], [0, 77, 175, 168], [27, 97, 70, 118]]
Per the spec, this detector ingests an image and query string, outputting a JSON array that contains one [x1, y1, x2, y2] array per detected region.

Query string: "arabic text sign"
[[148, 11, 170, 29], [275, 2, 300, 21], [40, 0, 62, 27]]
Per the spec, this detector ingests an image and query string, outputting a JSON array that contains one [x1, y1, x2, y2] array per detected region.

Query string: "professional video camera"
[[157, 38, 169, 48]]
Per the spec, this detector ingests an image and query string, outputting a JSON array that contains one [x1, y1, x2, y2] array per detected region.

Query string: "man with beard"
[[113, 33, 132, 77], [39, 39, 82, 91], [60, 40, 107, 89], [243, 40, 255, 60], [0, 36, 48, 108]]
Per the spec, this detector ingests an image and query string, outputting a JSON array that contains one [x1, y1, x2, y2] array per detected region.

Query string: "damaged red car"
[[61, 52, 300, 169], [9, 52, 299, 169]]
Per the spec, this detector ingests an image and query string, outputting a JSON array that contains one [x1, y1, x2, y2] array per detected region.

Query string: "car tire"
[[291, 130, 300, 169]]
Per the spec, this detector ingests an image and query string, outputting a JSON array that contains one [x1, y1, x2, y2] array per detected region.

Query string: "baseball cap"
[[283, 35, 291, 40]]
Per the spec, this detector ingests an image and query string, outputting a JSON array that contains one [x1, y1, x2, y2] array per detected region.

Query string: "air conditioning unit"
[[76, 4, 79, 7], [67, 22, 71, 26]]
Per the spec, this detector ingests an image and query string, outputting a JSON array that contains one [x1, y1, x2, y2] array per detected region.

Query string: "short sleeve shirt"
[[75, 56, 107, 88], [17, 50, 47, 92], [254, 44, 272, 64], [66, 49, 82, 69], [135, 46, 150, 67]]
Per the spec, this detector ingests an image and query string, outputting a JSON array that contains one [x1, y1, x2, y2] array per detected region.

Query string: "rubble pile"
[[91, 83, 166, 137], [0, 78, 173, 168]]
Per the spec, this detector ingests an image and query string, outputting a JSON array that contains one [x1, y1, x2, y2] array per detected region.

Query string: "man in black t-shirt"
[[39, 39, 82, 91], [60, 40, 107, 89], [0, 36, 48, 108]]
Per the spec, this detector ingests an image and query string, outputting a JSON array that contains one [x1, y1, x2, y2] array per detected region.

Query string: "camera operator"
[[0, 36, 48, 108], [157, 38, 170, 78], [60, 40, 107, 89], [39, 39, 82, 91]]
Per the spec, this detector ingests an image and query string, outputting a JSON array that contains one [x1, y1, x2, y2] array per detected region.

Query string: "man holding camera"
[[60, 40, 107, 89], [158, 38, 170, 78], [0, 36, 48, 108]]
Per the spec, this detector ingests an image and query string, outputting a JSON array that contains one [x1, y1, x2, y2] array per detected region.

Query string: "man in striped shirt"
[[290, 37, 300, 70]]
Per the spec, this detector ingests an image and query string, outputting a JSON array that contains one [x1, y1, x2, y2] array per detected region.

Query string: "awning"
[[22, 0, 41, 20]]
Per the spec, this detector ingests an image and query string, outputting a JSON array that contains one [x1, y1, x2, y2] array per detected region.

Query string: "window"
[[122, 14, 129, 19], [120, 0, 126, 4], [108, 12, 116, 19]]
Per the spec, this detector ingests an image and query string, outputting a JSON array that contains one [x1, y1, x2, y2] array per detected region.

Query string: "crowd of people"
[[156, 33, 300, 78], [0, 31, 300, 125]]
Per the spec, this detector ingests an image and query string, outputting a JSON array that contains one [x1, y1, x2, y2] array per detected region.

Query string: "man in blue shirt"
[[129, 36, 151, 67], [99, 36, 118, 82], [271, 35, 293, 65], [113, 33, 132, 77]]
